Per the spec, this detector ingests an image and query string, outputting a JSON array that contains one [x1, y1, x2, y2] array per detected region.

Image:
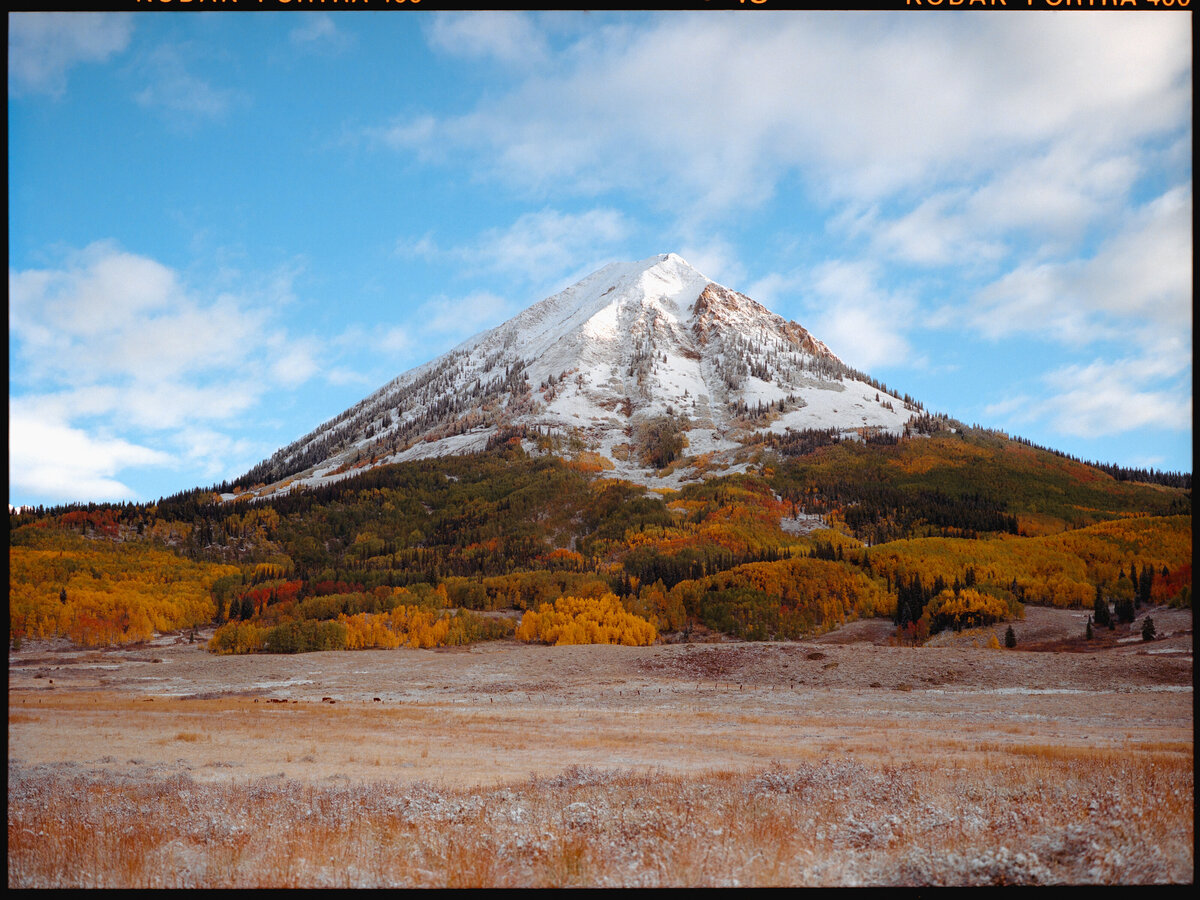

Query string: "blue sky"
[[8, 9, 1193, 509]]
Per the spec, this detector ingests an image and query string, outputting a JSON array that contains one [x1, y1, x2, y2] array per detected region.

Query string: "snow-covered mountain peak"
[[233, 256, 924, 499]]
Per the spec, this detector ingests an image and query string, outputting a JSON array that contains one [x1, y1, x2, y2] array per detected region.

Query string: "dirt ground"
[[7, 606, 1192, 788]]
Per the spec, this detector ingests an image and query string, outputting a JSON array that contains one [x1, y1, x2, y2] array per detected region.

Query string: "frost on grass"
[[7, 755, 1192, 888]]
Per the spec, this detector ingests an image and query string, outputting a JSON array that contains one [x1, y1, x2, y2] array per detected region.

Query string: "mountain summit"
[[234, 254, 922, 497]]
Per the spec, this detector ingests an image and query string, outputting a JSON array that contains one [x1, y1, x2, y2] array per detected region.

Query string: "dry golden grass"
[[9, 687, 1193, 789], [8, 751, 1192, 887], [8, 624, 1192, 887]]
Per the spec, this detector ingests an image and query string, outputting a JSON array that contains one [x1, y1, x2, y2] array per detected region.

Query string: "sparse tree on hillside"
[[1004, 625, 1017, 649], [635, 415, 685, 470], [1142, 616, 1156, 642]]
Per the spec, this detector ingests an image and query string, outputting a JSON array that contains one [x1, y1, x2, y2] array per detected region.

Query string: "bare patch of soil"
[[7, 605, 1192, 789]]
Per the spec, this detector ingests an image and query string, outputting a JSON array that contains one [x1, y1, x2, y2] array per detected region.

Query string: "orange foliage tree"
[[515, 594, 658, 646], [923, 588, 1010, 633], [10, 525, 236, 647]]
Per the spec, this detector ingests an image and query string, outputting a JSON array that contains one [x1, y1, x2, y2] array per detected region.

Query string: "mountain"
[[13, 258, 1191, 656], [232, 254, 924, 499]]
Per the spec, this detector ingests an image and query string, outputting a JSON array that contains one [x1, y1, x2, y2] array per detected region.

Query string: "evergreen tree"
[[1085, 616, 1094, 640], [1138, 566, 1153, 608], [1092, 586, 1111, 628], [1115, 595, 1136, 625], [1004, 625, 1017, 649], [1141, 616, 1156, 641]]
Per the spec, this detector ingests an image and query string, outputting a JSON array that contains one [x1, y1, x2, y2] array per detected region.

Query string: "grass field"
[[8, 607, 1193, 887]]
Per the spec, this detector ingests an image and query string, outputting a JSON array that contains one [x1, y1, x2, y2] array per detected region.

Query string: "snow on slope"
[[232, 254, 921, 499]]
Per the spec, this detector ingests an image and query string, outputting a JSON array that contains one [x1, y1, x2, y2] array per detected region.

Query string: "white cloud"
[[269, 341, 322, 388], [8, 12, 133, 97], [372, 115, 439, 155], [967, 185, 1193, 348], [851, 141, 1145, 269], [134, 44, 239, 121], [290, 13, 349, 51], [9, 243, 328, 501], [425, 11, 547, 66], [388, 13, 1188, 217], [325, 368, 374, 388], [1013, 357, 1192, 439], [674, 240, 745, 289], [9, 242, 277, 386], [762, 260, 917, 372], [964, 144, 1140, 245], [168, 426, 262, 483], [468, 208, 628, 283], [336, 322, 412, 356], [8, 403, 169, 503], [868, 191, 1007, 269], [376, 326, 413, 356], [416, 291, 513, 343], [9, 241, 179, 349], [400, 208, 631, 293], [395, 233, 439, 260]]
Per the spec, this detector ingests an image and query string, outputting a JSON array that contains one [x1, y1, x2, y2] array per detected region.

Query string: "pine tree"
[[1142, 616, 1156, 642], [1085, 617, 1094, 640], [1092, 586, 1111, 628], [1115, 595, 1136, 625], [1004, 625, 1017, 649], [1138, 566, 1153, 608]]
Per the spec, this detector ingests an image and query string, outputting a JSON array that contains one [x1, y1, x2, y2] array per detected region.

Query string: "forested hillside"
[[9, 429, 1191, 653]]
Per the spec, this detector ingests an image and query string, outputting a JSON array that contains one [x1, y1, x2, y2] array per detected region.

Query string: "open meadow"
[[8, 606, 1193, 887]]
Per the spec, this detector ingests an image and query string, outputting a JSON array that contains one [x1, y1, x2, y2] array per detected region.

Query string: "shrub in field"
[[924, 588, 1009, 634], [208, 621, 267, 654], [263, 620, 349, 653], [340, 606, 514, 649], [515, 593, 657, 646], [676, 556, 892, 641], [209, 606, 512, 653]]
